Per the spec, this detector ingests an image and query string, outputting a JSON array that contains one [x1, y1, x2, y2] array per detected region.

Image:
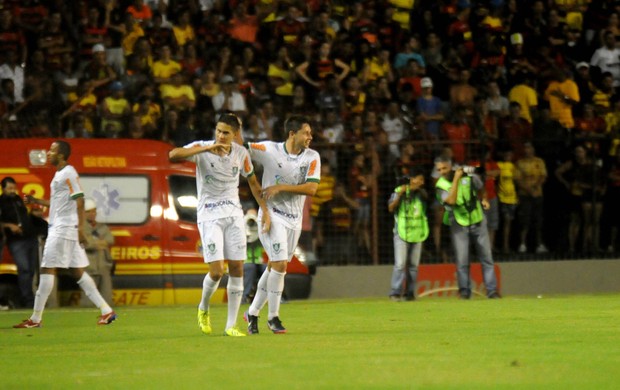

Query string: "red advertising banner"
[[416, 264, 501, 297]]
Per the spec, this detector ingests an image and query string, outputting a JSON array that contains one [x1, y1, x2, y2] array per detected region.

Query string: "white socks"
[[248, 268, 270, 316], [267, 270, 285, 320], [199, 273, 221, 311], [78, 273, 113, 315], [226, 276, 243, 329], [31, 274, 55, 323]]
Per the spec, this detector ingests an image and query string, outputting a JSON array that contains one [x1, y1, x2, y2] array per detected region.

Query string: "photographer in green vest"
[[388, 168, 429, 301], [434, 156, 501, 299]]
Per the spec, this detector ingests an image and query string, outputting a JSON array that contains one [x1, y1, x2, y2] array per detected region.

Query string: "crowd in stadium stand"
[[2, 0, 620, 262]]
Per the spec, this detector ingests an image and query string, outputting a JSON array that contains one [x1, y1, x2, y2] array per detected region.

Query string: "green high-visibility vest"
[[435, 176, 483, 226], [394, 187, 429, 243]]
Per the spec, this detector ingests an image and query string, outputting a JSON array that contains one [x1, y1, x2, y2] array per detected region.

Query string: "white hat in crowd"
[[421, 77, 433, 88]]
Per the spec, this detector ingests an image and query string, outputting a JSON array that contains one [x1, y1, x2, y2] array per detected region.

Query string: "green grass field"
[[2, 294, 620, 389]]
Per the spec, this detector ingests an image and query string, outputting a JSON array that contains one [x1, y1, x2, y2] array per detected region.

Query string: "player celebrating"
[[169, 113, 270, 337], [14, 140, 116, 328], [244, 115, 320, 334]]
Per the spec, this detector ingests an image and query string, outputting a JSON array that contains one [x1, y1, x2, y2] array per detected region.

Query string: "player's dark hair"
[[54, 140, 71, 160], [284, 115, 309, 135], [1, 176, 16, 189], [218, 112, 242, 131]]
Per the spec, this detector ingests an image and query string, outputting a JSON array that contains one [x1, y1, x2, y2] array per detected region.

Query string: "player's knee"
[[209, 270, 224, 281], [270, 261, 287, 273]]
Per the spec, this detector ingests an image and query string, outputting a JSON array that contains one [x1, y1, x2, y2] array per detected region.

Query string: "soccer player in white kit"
[[244, 115, 320, 334], [169, 113, 270, 337], [14, 140, 116, 328]]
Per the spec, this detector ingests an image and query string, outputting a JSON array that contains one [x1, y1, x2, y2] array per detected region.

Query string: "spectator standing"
[[544, 68, 580, 133], [81, 198, 114, 306], [100, 81, 131, 138], [381, 101, 406, 159], [441, 107, 472, 164], [393, 35, 426, 74], [0, 49, 25, 103], [0, 177, 38, 308], [449, 68, 478, 115], [0, 9, 27, 65], [296, 41, 350, 93], [36, 11, 74, 71], [267, 46, 295, 101], [590, 31, 620, 88], [388, 169, 429, 301], [555, 145, 604, 253], [516, 142, 548, 253], [172, 10, 196, 49], [274, 4, 306, 48], [211, 74, 247, 118], [496, 148, 521, 254], [151, 45, 181, 86], [485, 81, 510, 119], [161, 71, 196, 113], [80, 43, 118, 99], [508, 73, 538, 124], [416, 77, 444, 143], [499, 102, 533, 160]]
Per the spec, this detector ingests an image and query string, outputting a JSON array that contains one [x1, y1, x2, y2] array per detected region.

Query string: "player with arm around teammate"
[[244, 115, 320, 334], [169, 113, 270, 337], [14, 140, 116, 328]]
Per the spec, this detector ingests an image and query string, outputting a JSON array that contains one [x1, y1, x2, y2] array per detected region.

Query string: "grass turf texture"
[[2, 295, 620, 389]]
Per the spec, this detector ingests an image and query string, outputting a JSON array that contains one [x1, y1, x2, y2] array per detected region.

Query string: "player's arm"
[[76, 196, 87, 245], [168, 144, 228, 162], [262, 181, 319, 200], [443, 169, 463, 206], [388, 186, 407, 213], [247, 174, 271, 232]]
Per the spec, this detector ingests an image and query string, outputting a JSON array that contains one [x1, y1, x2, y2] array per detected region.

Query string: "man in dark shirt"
[[0, 177, 38, 307]]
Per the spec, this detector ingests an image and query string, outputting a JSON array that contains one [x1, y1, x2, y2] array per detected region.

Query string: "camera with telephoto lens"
[[452, 164, 482, 175], [398, 175, 411, 186]]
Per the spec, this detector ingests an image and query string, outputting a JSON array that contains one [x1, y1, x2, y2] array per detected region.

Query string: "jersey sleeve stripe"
[[308, 159, 318, 176], [244, 156, 252, 172], [250, 143, 266, 151], [65, 178, 74, 193], [306, 178, 320, 183]]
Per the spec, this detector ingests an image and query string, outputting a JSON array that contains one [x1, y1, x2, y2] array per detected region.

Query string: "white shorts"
[[198, 217, 246, 263], [258, 220, 301, 262], [41, 235, 90, 269]]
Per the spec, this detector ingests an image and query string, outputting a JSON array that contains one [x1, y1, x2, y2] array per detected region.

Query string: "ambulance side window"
[[80, 175, 150, 224], [169, 175, 197, 223]]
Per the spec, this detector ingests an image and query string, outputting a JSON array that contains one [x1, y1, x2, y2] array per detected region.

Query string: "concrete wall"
[[309, 259, 620, 299]]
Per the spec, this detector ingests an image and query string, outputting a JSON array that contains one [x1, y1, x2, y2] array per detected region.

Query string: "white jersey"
[[248, 141, 321, 229], [48, 165, 84, 240], [184, 140, 254, 222]]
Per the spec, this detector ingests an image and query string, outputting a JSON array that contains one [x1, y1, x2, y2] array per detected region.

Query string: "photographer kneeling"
[[434, 156, 501, 299]]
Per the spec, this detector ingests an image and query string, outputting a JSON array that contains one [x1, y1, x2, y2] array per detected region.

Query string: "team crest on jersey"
[[232, 166, 238, 175], [205, 175, 215, 184], [207, 242, 216, 254], [272, 243, 282, 254], [299, 165, 308, 178]]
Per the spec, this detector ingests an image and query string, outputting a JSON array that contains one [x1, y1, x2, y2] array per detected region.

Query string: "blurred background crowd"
[[2, 0, 620, 264]]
